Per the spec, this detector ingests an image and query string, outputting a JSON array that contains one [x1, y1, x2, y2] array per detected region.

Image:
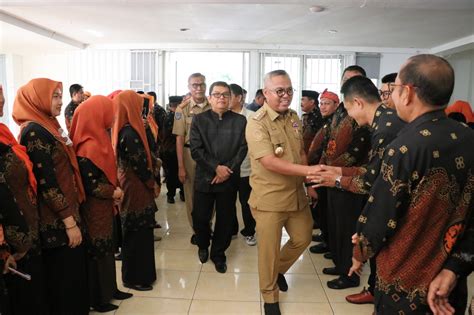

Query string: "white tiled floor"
[[91, 191, 474, 315]]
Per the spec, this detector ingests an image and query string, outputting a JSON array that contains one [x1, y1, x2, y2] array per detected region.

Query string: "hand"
[[154, 183, 161, 197], [307, 186, 318, 200], [65, 225, 82, 248], [351, 233, 359, 245], [12, 251, 27, 261], [307, 170, 338, 189], [113, 187, 123, 201], [348, 257, 364, 277], [3, 255, 16, 274], [320, 164, 342, 176], [427, 269, 457, 315], [307, 164, 323, 175], [215, 165, 233, 178], [178, 167, 186, 184]]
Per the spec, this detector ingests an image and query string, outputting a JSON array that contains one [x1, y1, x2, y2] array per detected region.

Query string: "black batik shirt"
[[354, 110, 474, 309], [340, 105, 406, 194]]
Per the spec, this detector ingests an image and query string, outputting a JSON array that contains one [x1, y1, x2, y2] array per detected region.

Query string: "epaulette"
[[178, 98, 191, 109], [252, 108, 267, 121]]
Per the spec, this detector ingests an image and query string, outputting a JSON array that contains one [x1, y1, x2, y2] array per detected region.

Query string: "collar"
[[397, 109, 446, 137], [263, 103, 288, 121], [190, 98, 209, 108]]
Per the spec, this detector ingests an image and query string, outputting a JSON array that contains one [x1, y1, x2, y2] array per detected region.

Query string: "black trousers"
[[232, 177, 256, 237], [5, 253, 47, 315], [162, 150, 183, 198], [311, 187, 328, 242], [193, 190, 237, 263], [368, 257, 377, 295], [327, 188, 366, 283], [88, 253, 117, 306], [121, 228, 156, 286], [42, 244, 89, 315]]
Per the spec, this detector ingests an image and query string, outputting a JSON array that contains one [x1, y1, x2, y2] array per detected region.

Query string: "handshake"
[[305, 164, 342, 188]]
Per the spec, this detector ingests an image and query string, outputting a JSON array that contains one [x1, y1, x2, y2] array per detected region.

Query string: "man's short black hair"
[[229, 83, 243, 96], [399, 54, 454, 107], [342, 65, 366, 78], [69, 84, 83, 97], [341, 76, 381, 103], [147, 91, 157, 99], [209, 81, 230, 95], [169, 96, 183, 107], [255, 89, 263, 97], [381, 73, 397, 84], [302, 90, 320, 103]]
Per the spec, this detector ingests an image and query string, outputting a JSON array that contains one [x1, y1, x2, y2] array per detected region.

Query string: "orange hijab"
[[12, 78, 85, 203], [0, 123, 37, 194], [112, 90, 152, 170], [107, 90, 122, 100], [445, 100, 474, 123], [70, 95, 118, 187]]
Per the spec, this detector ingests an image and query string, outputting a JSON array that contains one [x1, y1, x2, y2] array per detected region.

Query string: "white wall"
[[379, 52, 416, 80], [445, 49, 474, 108]]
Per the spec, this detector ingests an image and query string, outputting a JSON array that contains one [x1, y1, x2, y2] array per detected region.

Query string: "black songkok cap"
[[302, 90, 319, 101]]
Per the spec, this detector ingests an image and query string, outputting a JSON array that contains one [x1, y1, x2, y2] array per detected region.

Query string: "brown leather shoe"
[[345, 287, 374, 304]]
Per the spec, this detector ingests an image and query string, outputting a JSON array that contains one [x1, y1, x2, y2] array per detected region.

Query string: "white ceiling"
[[1, 0, 473, 54]]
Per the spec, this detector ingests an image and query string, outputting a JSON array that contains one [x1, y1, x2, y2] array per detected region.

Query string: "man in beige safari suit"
[[172, 73, 211, 244], [246, 69, 320, 315]]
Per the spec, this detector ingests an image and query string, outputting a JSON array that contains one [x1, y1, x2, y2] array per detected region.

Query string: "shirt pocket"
[[269, 130, 285, 148]]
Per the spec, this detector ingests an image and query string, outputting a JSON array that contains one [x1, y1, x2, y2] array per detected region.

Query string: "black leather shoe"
[[214, 261, 227, 273], [264, 302, 281, 315], [113, 290, 133, 300], [190, 234, 197, 245], [92, 303, 118, 313], [114, 252, 122, 261], [167, 196, 175, 204], [277, 273, 288, 292], [327, 277, 359, 290], [323, 252, 333, 260], [309, 243, 329, 254], [154, 223, 162, 229], [198, 248, 209, 263], [123, 283, 153, 291], [322, 267, 338, 275], [179, 191, 185, 201]]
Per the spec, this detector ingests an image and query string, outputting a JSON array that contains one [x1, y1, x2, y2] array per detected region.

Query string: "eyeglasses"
[[388, 83, 417, 93], [269, 88, 295, 97], [379, 89, 391, 100], [211, 92, 231, 99], [190, 83, 206, 90]]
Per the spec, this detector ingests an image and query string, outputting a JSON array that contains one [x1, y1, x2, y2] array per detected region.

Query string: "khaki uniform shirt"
[[172, 98, 211, 145], [246, 103, 309, 212]]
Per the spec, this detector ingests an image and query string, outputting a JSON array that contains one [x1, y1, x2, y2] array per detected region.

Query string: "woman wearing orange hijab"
[[0, 85, 36, 314], [112, 90, 157, 291], [13, 78, 88, 315], [445, 100, 474, 123], [70, 95, 132, 312]]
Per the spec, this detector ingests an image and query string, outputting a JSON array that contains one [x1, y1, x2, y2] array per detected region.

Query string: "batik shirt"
[[320, 104, 371, 167], [354, 110, 474, 311], [340, 105, 405, 194]]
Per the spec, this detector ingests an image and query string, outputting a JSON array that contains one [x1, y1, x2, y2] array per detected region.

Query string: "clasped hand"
[[306, 165, 341, 188], [212, 165, 233, 184]]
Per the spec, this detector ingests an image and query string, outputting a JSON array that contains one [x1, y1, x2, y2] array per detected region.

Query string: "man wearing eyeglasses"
[[189, 81, 247, 273], [246, 70, 322, 315], [379, 72, 397, 109], [173, 73, 211, 245], [350, 54, 473, 314]]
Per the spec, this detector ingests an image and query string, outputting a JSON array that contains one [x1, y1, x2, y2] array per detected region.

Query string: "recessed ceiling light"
[[180, 28, 190, 32], [328, 29, 338, 34], [309, 5, 325, 13], [86, 29, 104, 38]]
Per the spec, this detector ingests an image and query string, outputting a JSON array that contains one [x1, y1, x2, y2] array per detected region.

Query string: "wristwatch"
[[335, 176, 342, 189]]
